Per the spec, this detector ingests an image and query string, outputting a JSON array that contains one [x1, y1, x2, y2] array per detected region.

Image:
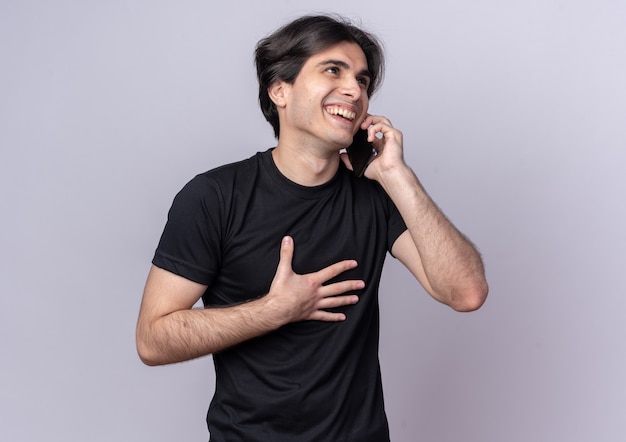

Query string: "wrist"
[[257, 292, 290, 330], [377, 162, 419, 193]]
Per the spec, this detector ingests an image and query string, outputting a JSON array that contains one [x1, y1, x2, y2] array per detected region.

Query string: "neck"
[[272, 139, 341, 187]]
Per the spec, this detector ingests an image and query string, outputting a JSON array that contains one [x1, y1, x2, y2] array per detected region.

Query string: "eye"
[[325, 66, 339, 75], [357, 76, 371, 89]]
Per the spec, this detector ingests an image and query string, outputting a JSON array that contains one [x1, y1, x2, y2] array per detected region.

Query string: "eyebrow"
[[316, 59, 372, 79]]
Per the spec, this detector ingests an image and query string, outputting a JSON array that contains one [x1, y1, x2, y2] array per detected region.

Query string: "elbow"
[[449, 280, 489, 312], [136, 339, 161, 366], [136, 328, 167, 367], [137, 349, 160, 367]]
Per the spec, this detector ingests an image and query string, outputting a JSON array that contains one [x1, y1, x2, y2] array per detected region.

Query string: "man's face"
[[276, 41, 371, 152]]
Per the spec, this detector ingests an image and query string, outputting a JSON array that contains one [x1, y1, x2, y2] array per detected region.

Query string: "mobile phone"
[[346, 129, 376, 177]]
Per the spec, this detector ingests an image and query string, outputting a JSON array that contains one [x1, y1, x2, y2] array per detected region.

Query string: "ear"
[[268, 81, 289, 108]]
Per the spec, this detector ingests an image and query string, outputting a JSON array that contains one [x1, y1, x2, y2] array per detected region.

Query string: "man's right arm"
[[136, 236, 363, 366]]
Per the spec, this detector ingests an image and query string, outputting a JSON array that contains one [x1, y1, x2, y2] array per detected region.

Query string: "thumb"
[[339, 152, 353, 171], [276, 236, 294, 273]]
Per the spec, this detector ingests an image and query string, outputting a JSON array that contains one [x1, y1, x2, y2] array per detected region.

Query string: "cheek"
[[288, 98, 317, 126], [360, 97, 370, 118]]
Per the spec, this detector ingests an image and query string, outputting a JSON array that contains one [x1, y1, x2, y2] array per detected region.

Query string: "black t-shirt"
[[153, 149, 407, 441]]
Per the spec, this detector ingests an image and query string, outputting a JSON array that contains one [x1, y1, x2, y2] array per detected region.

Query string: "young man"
[[136, 14, 488, 441]]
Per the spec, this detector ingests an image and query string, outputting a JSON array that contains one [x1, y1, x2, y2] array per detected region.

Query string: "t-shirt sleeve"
[[384, 191, 408, 254], [152, 174, 223, 286]]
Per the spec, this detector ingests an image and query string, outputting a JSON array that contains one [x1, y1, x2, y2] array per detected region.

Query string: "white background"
[[1, 1, 625, 441]]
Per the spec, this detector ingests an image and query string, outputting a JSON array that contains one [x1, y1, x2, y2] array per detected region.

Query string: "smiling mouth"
[[325, 106, 357, 121]]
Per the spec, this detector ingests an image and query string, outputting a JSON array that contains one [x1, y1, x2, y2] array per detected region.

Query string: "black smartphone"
[[346, 129, 376, 177]]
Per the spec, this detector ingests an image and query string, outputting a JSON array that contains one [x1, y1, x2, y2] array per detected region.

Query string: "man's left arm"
[[342, 115, 488, 311]]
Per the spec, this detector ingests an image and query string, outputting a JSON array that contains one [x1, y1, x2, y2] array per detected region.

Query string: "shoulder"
[[177, 150, 269, 197], [194, 150, 267, 184], [162, 150, 271, 234]]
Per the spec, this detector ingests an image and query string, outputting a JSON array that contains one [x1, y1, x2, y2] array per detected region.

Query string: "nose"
[[340, 76, 362, 101]]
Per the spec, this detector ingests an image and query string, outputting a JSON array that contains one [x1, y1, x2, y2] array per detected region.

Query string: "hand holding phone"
[[346, 129, 376, 177]]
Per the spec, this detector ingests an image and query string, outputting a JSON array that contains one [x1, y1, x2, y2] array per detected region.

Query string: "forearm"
[[137, 296, 283, 366], [380, 164, 488, 309], [137, 238, 364, 365]]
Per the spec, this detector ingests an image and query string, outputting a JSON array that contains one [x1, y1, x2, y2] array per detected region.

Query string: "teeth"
[[326, 107, 356, 120]]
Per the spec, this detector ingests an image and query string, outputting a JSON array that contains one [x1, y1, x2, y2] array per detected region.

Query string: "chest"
[[205, 177, 389, 305]]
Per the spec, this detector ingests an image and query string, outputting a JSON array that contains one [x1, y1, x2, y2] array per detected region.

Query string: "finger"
[[276, 236, 294, 274], [366, 115, 393, 128], [318, 294, 360, 310], [308, 310, 348, 322], [360, 114, 373, 129], [319, 279, 365, 297], [361, 115, 391, 131], [316, 259, 359, 283], [368, 122, 394, 139], [339, 152, 353, 171], [367, 125, 402, 151]]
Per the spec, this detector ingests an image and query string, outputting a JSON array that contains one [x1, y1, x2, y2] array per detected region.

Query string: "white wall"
[[1, 1, 624, 441]]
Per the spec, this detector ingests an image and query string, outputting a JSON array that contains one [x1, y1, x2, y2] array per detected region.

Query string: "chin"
[[336, 133, 355, 148]]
